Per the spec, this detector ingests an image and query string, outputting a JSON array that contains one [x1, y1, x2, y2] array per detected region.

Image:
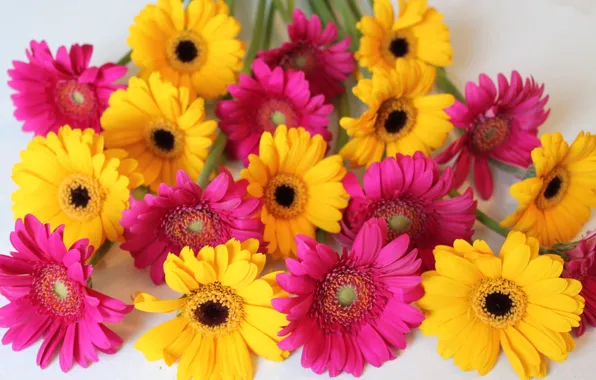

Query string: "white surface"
[[1, 0, 596, 379]]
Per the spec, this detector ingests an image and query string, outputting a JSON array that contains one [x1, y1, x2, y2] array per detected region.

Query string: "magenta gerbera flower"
[[258, 9, 356, 102], [563, 231, 596, 337], [120, 170, 264, 284], [273, 218, 424, 377], [0, 215, 131, 372], [216, 59, 333, 162], [8, 41, 127, 136], [339, 152, 477, 270], [436, 71, 549, 199]]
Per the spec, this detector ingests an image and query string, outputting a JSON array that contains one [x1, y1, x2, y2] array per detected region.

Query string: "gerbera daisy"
[[12, 126, 141, 250], [274, 218, 424, 377], [0, 215, 131, 372], [241, 126, 348, 259], [436, 71, 549, 199], [258, 9, 356, 102], [8, 41, 126, 136], [419, 231, 584, 379], [101, 72, 216, 191], [356, 0, 452, 72], [340, 59, 454, 168], [339, 152, 476, 270], [501, 131, 596, 246], [128, 0, 244, 100], [120, 169, 264, 284], [134, 239, 289, 379], [562, 231, 596, 337], [216, 59, 333, 162]]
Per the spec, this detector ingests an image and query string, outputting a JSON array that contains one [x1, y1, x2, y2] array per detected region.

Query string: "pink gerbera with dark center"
[[120, 170, 264, 284], [563, 231, 596, 337], [0, 214, 131, 372], [8, 40, 127, 136], [436, 71, 549, 199], [216, 59, 333, 162], [258, 9, 355, 102], [273, 218, 424, 377], [339, 152, 477, 270]]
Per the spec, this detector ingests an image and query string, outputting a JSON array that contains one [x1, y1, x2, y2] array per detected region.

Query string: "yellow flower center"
[[264, 173, 308, 219], [536, 167, 570, 210], [183, 282, 245, 337], [471, 277, 527, 329], [58, 174, 104, 221], [375, 98, 417, 143], [167, 31, 206, 73], [382, 30, 416, 64], [145, 119, 183, 159]]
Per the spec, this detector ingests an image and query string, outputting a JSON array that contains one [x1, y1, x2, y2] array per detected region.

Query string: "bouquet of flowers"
[[2, 0, 595, 379]]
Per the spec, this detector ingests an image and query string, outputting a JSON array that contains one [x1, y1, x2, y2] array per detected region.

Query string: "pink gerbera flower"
[[339, 152, 477, 270], [120, 170, 264, 284], [436, 71, 549, 199], [273, 218, 424, 377], [563, 231, 596, 337], [216, 59, 333, 162], [0, 215, 131, 372], [8, 41, 127, 136], [258, 9, 356, 102]]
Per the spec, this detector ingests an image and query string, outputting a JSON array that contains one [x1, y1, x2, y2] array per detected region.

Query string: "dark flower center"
[[152, 129, 176, 152], [275, 185, 295, 208], [385, 110, 408, 134], [194, 301, 229, 327], [175, 40, 199, 63], [484, 292, 513, 317], [389, 38, 409, 58], [544, 176, 562, 199], [70, 186, 90, 208]]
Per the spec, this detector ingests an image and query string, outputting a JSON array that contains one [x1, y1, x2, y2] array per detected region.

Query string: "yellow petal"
[[239, 321, 289, 362], [135, 317, 188, 361], [134, 292, 187, 313]]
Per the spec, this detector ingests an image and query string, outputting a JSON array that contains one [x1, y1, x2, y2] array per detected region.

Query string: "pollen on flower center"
[[375, 98, 417, 142], [471, 277, 527, 328], [30, 264, 84, 323], [265, 173, 308, 219], [58, 174, 104, 221], [372, 200, 425, 241], [536, 167, 570, 210], [470, 117, 510, 153], [168, 32, 205, 72], [55, 80, 96, 120], [162, 205, 223, 250], [257, 99, 299, 132], [146, 120, 182, 158], [183, 282, 245, 336]]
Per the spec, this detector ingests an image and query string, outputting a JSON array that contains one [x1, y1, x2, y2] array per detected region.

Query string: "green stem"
[[197, 133, 228, 189], [323, 0, 339, 24], [272, 0, 291, 23], [334, 92, 350, 154], [316, 229, 327, 244], [346, 0, 363, 20], [436, 67, 465, 103], [225, 0, 235, 14], [286, 0, 295, 14], [242, 0, 267, 75], [308, 0, 335, 25], [89, 240, 114, 267], [132, 186, 151, 201], [449, 190, 510, 238], [263, 3, 277, 50], [333, 0, 360, 52], [368, 0, 374, 10], [489, 158, 527, 178], [116, 51, 132, 66]]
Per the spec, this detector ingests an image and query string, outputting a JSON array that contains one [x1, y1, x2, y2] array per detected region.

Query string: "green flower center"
[[270, 111, 287, 126], [53, 280, 69, 300], [388, 214, 412, 233], [337, 285, 357, 307], [187, 220, 204, 233]]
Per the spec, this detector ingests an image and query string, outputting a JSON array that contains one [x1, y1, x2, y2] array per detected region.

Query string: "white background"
[[1, 0, 596, 379]]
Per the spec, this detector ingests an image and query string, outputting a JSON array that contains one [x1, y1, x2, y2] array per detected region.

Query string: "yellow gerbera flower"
[[356, 0, 452, 72], [502, 131, 596, 247], [134, 239, 289, 380], [241, 126, 348, 259], [128, 0, 245, 100], [419, 231, 584, 379], [101, 72, 216, 192], [340, 59, 454, 168], [12, 125, 142, 249]]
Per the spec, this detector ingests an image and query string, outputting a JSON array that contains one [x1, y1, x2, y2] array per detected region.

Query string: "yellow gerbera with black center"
[[502, 131, 596, 247], [12, 125, 143, 250], [356, 0, 452, 72], [419, 232, 584, 379], [101, 72, 216, 192], [134, 239, 289, 380], [241, 126, 348, 259], [340, 59, 454, 168], [128, 0, 244, 100]]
